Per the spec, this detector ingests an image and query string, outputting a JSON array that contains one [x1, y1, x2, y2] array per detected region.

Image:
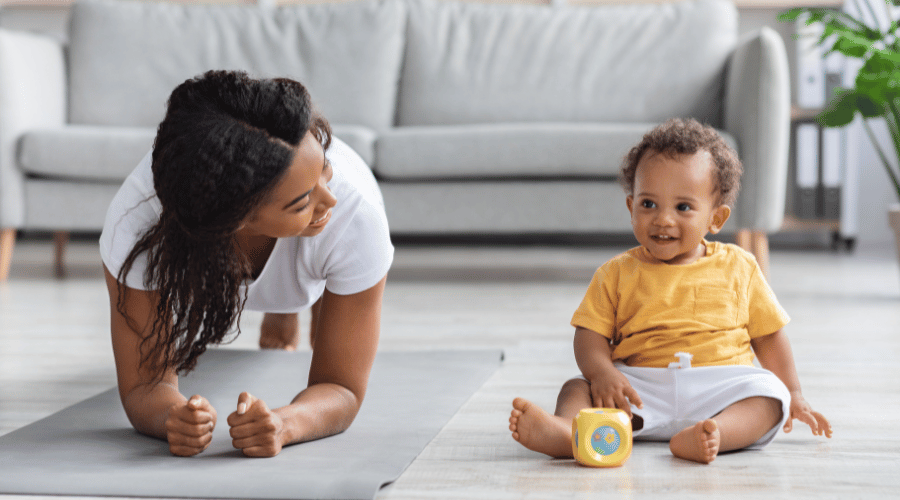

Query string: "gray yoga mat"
[[0, 348, 503, 499]]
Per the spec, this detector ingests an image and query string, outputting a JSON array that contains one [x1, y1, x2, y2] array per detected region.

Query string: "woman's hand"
[[166, 395, 217, 457], [784, 392, 833, 438], [227, 392, 286, 457]]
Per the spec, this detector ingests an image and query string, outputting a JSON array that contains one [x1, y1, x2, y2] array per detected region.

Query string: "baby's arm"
[[751, 329, 832, 438], [574, 327, 643, 416]]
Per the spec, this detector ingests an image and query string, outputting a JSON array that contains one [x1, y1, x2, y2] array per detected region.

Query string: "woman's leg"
[[259, 312, 300, 350]]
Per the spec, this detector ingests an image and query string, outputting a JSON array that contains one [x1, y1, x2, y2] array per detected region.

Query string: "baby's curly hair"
[[620, 118, 742, 207]]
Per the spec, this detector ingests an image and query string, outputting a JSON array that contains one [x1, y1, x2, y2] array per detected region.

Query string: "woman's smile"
[[308, 209, 332, 228]]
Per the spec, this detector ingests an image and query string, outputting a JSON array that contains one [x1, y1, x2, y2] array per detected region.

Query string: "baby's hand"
[[784, 392, 832, 438], [227, 392, 286, 457], [166, 395, 217, 456], [588, 369, 643, 418]]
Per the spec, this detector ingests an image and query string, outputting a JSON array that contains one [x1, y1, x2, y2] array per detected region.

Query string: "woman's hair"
[[117, 70, 331, 377], [619, 118, 742, 207]]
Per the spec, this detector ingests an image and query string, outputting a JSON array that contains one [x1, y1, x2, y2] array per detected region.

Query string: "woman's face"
[[238, 131, 336, 239]]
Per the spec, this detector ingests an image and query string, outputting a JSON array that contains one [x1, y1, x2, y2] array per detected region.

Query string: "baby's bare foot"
[[669, 419, 720, 464], [509, 397, 573, 458]]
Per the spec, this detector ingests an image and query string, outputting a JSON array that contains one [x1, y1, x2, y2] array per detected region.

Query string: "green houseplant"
[[780, 0, 900, 260]]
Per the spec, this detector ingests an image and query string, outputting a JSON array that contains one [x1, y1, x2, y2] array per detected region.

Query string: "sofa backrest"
[[67, 0, 406, 130], [397, 0, 737, 127]]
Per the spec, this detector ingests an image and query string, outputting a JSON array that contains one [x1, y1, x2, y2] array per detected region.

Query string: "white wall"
[[856, 121, 899, 246]]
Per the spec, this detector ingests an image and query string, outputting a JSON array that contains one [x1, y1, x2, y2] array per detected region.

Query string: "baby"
[[509, 118, 832, 464]]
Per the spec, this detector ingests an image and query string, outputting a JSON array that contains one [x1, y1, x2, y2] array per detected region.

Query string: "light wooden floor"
[[2, 236, 899, 499]]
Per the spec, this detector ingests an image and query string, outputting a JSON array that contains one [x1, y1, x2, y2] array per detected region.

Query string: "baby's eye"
[[641, 200, 656, 209], [677, 203, 692, 212]]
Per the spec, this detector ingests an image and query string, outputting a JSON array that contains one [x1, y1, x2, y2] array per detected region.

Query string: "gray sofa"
[[0, 0, 790, 280]]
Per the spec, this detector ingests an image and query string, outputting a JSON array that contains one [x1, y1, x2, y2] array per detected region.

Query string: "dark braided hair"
[[620, 118, 742, 207], [117, 70, 331, 377]]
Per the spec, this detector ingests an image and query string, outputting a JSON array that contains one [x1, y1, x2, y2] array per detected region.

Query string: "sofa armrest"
[[0, 29, 67, 228], [724, 27, 791, 233]]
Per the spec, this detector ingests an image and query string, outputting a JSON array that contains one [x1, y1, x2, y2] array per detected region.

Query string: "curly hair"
[[620, 118, 742, 207], [117, 70, 332, 377]]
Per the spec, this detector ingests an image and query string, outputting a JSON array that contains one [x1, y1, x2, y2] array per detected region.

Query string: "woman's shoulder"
[[99, 149, 161, 288], [296, 137, 392, 277], [326, 137, 384, 207]]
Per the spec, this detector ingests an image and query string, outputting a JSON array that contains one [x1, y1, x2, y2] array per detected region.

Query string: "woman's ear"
[[708, 205, 731, 234]]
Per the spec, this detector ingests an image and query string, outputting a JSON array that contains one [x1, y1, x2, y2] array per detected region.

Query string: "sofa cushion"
[[398, 0, 736, 127], [20, 123, 376, 182], [18, 126, 156, 182], [331, 124, 378, 168], [68, 0, 406, 130], [376, 123, 737, 180], [378, 123, 652, 179], [380, 180, 633, 234]]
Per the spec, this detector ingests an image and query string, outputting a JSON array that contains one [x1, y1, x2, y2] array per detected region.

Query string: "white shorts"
[[580, 353, 790, 449]]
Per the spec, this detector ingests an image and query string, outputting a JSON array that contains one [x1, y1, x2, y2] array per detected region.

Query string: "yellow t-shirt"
[[571, 241, 789, 367]]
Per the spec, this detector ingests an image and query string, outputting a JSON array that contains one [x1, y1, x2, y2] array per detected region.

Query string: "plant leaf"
[[819, 89, 863, 127], [777, 8, 807, 22], [829, 34, 871, 58], [857, 93, 886, 118]]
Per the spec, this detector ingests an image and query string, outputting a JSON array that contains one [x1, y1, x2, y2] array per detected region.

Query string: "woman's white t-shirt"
[[99, 137, 394, 313]]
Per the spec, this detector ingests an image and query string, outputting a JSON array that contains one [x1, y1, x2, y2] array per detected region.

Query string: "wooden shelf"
[[780, 214, 841, 233], [791, 106, 824, 122]]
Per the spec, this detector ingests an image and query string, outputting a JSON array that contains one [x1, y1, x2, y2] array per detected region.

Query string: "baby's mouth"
[[651, 234, 677, 242]]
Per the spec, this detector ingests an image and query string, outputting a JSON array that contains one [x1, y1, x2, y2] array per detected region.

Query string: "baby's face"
[[626, 150, 729, 265]]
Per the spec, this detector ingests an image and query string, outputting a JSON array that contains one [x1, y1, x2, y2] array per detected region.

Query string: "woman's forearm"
[[121, 381, 187, 440], [276, 382, 362, 446]]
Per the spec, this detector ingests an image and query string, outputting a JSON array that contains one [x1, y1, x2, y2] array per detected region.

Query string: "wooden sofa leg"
[[736, 229, 769, 277], [54, 231, 70, 279], [0, 228, 15, 282]]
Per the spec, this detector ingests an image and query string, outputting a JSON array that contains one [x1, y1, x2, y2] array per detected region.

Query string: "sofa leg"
[[54, 231, 69, 279], [0, 228, 15, 282], [736, 229, 769, 277]]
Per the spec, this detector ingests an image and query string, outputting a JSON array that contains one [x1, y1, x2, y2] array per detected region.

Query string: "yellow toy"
[[571, 408, 633, 467]]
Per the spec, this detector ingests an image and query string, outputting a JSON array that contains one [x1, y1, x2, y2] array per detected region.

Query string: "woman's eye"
[[294, 202, 310, 213]]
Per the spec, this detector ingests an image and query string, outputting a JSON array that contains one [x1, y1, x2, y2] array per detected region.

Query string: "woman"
[[100, 70, 393, 457]]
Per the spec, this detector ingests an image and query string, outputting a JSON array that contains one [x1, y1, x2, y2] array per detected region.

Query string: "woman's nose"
[[318, 179, 337, 209]]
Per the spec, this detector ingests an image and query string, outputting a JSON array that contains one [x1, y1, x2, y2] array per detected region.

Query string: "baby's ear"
[[708, 204, 731, 234]]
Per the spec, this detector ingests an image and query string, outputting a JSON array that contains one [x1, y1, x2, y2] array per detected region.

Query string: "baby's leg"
[[670, 396, 782, 464], [509, 378, 592, 458]]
